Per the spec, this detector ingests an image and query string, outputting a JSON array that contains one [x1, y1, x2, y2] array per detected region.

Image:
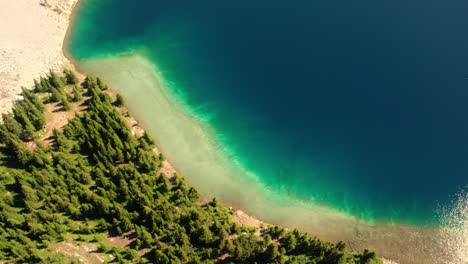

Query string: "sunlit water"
[[67, 0, 468, 261]]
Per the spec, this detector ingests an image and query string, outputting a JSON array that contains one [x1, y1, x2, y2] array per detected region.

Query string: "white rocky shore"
[[0, 0, 78, 114]]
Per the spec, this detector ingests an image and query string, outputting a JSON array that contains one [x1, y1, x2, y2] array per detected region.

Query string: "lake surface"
[[69, 0, 468, 225]]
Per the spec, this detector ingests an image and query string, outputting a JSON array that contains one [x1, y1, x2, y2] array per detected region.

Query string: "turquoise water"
[[68, 0, 468, 225]]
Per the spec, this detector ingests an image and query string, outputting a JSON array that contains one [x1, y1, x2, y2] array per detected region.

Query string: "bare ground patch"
[[40, 94, 89, 145], [54, 242, 109, 264]]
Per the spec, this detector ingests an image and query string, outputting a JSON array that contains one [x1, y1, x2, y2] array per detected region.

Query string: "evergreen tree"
[[20, 99, 45, 130], [63, 69, 79, 85], [33, 79, 45, 93], [48, 70, 65, 88], [1, 113, 23, 137], [283, 232, 297, 252], [96, 77, 107, 90], [21, 87, 44, 112], [72, 85, 83, 102], [83, 76, 96, 89], [49, 87, 63, 103], [114, 93, 125, 107], [61, 98, 71, 111], [265, 243, 279, 262], [10, 136, 33, 165], [52, 129, 74, 152], [39, 76, 53, 93], [12, 105, 36, 139]]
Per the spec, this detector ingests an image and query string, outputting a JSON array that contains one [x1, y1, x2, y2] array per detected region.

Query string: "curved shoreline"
[[64, 2, 466, 263], [4, 0, 461, 263], [72, 53, 447, 264]]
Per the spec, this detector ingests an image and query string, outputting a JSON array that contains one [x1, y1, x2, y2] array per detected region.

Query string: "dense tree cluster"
[[0, 71, 382, 263]]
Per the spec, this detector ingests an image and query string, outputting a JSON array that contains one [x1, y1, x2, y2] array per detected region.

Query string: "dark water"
[[69, 0, 468, 224]]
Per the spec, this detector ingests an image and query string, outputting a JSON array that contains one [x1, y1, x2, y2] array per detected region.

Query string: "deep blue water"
[[69, 0, 468, 224]]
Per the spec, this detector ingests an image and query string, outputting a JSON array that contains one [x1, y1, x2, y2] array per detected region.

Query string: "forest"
[[0, 70, 382, 263]]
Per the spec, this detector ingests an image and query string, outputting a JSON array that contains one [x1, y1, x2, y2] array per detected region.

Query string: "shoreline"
[[70, 48, 438, 227], [63, 0, 270, 234], [61, 2, 442, 229], [74, 53, 446, 264], [62, 0, 85, 75], [58, 2, 459, 263], [3, 1, 465, 263]]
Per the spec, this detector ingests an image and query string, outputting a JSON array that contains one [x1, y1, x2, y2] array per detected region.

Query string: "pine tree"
[[48, 70, 65, 88], [11, 138, 33, 166], [114, 94, 125, 107], [265, 243, 279, 262], [140, 131, 155, 148], [20, 99, 45, 130], [72, 85, 83, 102], [49, 87, 63, 103], [53, 129, 73, 152], [21, 87, 44, 112], [96, 77, 107, 90], [63, 69, 78, 85], [40, 76, 53, 93], [1, 113, 23, 137], [61, 98, 71, 111], [83, 76, 96, 89], [12, 105, 36, 139], [33, 79, 45, 93], [283, 232, 297, 252]]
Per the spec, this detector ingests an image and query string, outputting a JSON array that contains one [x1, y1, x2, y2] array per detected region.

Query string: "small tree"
[[96, 77, 107, 90], [48, 70, 65, 88], [1, 113, 23, 137], [63, 69, 79, 85], [33, 79, 46, 93], [12, 139, 33, 166], [83, 76, 95, 89], [114, 94, 125, 107], [72, 85, 83, 102], [62, 98, 71, 111], [265, 244, 279, 262], [21, 87, 44, 112], [282, 232, 297, 252], [49, 87, 63, 103]]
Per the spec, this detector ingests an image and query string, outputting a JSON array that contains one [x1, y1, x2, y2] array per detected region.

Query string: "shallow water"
[[75, 55, 466, 263], [69, 0, 468, 231]]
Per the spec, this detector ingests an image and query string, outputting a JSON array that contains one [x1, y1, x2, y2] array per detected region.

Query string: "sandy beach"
[[0, 0, 78, 114]]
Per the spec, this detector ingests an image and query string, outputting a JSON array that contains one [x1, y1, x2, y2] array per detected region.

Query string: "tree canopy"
[[0, 71, 382, 264]]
